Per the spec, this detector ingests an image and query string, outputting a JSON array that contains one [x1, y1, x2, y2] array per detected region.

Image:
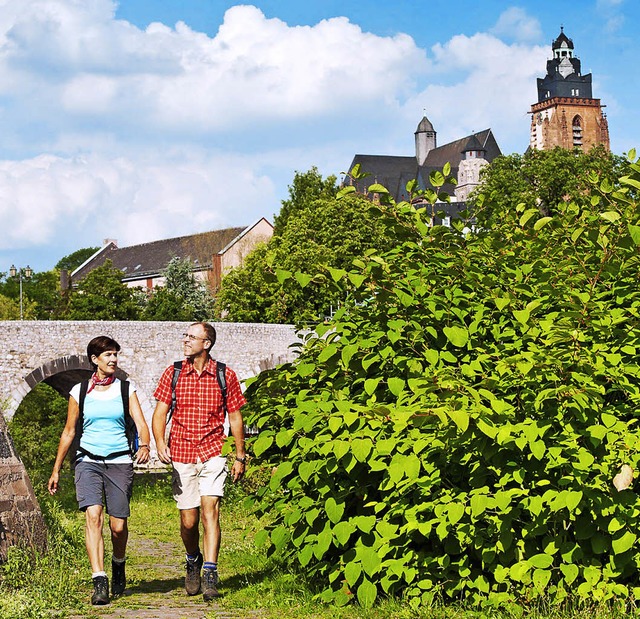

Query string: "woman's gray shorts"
[[74, 461, 134, 518]]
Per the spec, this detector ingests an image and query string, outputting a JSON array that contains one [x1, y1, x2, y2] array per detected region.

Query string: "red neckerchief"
[[87, 372, 116, 393]]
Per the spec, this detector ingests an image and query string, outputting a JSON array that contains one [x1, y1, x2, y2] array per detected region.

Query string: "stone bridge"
[[0, 320, 301, 561]]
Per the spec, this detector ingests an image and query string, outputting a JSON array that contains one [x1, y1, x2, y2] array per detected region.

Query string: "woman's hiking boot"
[[111, 558, 126, 596], [91, 575, 110, 605]]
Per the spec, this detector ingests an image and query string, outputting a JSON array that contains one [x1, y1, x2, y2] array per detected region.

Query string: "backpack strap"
[[216, 361, 228, 415], [167, 361, 183, 423]]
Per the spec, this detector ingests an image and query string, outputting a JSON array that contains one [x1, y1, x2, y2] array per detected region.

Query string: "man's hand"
[[156, 442, 172, 464], [231, 459, 245, 482]]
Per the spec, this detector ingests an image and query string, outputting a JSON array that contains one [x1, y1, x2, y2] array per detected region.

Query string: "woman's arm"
[[48, 396, 80, 494], [129, 391, 151, 464]]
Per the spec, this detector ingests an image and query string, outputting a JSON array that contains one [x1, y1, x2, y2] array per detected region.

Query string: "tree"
[[142, 257, 214, 321], [215, 170, 394, 325], [9, 383, 68, 476], [273, 166, 338, 234], [55, 247, 99, 272], [471, 145, 628, 224], [65, 260, 140, 320], [245, 152, 640, 608], [0, 293, 21, 319]]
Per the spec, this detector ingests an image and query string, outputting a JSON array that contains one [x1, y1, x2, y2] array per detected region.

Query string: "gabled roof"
[[72, 220, 272, 283]]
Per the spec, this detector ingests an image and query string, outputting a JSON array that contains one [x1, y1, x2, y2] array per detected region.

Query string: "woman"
[[48, 336, 151, 606]]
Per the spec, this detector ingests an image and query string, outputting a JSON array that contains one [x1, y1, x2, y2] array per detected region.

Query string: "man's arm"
[[152, 400, 172, 464], [228, 408, 246, 482]]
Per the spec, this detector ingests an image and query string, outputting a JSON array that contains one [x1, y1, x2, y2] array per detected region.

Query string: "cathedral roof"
[[552, 28, 574, 50], [345, 129, 501, 203], [461, 134, 485, 153]]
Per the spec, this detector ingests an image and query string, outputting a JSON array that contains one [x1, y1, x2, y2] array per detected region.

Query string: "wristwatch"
[[236, 456, 247, 464]]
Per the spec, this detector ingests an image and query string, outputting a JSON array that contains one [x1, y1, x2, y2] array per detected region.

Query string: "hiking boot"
[[91, 575, 110, 605], [202, 568, 220, 602], [185, 553, 203, 595], [111, 559, 126, 596]]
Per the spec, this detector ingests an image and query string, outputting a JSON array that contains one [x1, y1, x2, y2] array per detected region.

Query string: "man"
[[152, 322, 246, 602]]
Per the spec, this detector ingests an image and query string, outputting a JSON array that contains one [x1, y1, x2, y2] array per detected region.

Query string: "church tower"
[[530, 28, 609, 152], [415, 115, 437, 165]]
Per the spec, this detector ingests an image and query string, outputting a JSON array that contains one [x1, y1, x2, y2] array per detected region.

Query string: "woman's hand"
[[48, 471, 59, 495], [136, 444, 151, 464]]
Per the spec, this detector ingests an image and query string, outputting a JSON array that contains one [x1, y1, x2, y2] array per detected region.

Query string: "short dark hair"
[[87, 336, 121, 368], [191, 322, 217, 349]]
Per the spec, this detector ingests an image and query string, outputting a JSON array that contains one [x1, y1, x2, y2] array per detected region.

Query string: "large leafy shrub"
[[245, 152, 640, 609]]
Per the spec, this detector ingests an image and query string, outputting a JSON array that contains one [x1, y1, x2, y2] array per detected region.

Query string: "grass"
[[3, 469, 640, 619]]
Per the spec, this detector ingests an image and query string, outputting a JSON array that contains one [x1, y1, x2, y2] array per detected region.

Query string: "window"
[[572, 116, 582, 148]]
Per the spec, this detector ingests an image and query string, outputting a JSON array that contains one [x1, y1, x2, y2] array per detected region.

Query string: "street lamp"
[[9, 264, 33, 320]]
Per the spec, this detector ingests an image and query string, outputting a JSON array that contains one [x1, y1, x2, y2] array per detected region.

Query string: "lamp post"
[[9, 264, 33, 320]]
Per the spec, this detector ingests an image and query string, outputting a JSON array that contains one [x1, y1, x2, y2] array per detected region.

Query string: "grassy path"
[[68, 475, 268, 619]]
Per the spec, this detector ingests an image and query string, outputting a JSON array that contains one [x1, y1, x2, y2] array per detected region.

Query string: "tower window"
[[572, 116, 583, 148]]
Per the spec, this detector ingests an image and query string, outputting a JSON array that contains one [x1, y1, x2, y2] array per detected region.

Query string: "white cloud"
[[0, 1, 551, 268], [405, 34, 548, 154], [490, 8, 542, 43], [0, 152, 274, 253]]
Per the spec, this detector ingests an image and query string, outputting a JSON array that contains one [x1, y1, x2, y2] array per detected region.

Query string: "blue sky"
[[0, 0, 637, 272]]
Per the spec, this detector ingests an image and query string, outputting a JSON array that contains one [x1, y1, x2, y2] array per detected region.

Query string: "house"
[[345, 116, 502, 218], [71, 218, 273, 291]]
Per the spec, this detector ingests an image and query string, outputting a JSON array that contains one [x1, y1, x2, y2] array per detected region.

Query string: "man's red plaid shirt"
[[154, 357, 246, 463]]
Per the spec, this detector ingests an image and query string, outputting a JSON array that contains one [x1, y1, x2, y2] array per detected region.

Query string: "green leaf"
[[333, 521, 355, 545], [352, 438, 372, 462], [601, 211, 621, 222], [253, 433, 274, 457], [294, 272, 314, 288], [628, 224, 640, 245], [344, 560, 362, 586], [275, 269, 292, 284], [534, 216, 553, 230], [364, 377, 381, 395], [529, 553, 554, 569], [357, 579, 377, 609], [612, 531, 636, 555], [513, 309, 530, 325], [388, 377, 405, 396], [325, 497, 345, 524], [447, 408, 470, 432], [337, 185, 356, 199], [327, 267, 347, 282], [560, 563, 579, 585], [443, 325, 469, 347], [368, 183, 389, 194]]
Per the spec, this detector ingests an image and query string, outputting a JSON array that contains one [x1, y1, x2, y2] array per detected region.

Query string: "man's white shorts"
[[171, 457, 228, 510]]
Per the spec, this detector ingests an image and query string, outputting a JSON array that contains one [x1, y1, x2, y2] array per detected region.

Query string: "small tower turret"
[[415, 115, 436, 165]]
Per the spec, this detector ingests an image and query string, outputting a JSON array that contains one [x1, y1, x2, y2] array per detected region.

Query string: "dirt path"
[[69, 531, 264, 619]]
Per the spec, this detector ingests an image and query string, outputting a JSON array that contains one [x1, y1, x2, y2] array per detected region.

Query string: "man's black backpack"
[[166, 360, 228, 424], [73, 379, 138, 462]]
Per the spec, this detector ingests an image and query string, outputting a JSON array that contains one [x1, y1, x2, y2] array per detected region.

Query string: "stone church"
[[345, 118, 502, 217], [530, 27, 610, 152]]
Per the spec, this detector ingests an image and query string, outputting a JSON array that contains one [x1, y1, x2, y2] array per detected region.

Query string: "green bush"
[[245, 152, 640, 609]]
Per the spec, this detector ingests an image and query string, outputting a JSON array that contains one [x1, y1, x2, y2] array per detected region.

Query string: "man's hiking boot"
[[202, 567, 220, 602], [185, 553, 203, 595], [111, 559, 126, 596], [91, 575, 110, 605]]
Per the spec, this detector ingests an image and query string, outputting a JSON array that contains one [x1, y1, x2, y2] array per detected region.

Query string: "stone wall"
[[0, 412, 47, 561]]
